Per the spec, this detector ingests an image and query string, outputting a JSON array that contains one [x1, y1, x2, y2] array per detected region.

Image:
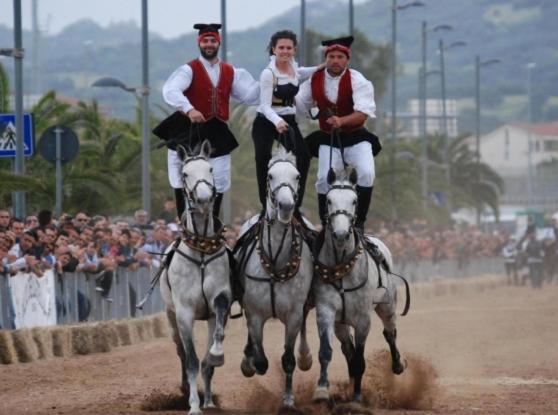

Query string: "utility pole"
[[13, 0, 25, 218], [300, 0, 306, 65], [349, 0, 354, 37], [141, 0, 151, 216]]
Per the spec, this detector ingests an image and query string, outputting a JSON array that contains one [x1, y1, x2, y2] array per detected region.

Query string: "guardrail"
[[1, 257, 506, 330]]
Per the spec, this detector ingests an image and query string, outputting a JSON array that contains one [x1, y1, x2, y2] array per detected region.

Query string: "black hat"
[[193, 23, 222, 35], [321, 36, 354, 49]]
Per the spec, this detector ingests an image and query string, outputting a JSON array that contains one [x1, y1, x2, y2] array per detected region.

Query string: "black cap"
[[321, 36, 354, 48], [193, 23, 222, 35]]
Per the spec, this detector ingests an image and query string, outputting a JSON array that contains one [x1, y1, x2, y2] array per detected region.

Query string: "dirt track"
[[1, 277, 558, 414]]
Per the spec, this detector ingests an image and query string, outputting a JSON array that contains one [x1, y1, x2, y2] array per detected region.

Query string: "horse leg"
[[334, 322, 355, 380], [202, 318, 216, 409], [313, 308, 334, 402], [166, 308, 189, 395], [282, 311, 303, 407], [247, 313, 268, 375], [296, 305, 313, 371], [375, 304, 405, 375], [241, 333, 256, 377], [351, 319, 371, 403], [176, 308, 202, 415], [207, 292, 229, 367]]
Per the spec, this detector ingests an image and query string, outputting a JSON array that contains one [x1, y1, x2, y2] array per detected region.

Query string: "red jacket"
[[310, 68, 364, 133], [184, 59, 234, 122]]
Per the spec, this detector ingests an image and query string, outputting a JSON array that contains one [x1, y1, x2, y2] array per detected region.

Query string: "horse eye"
[[327, 199, 332, 205], [268, 174, 273, 181], [209, 167, 213, 173], [352, 199, 357, 205], [296, 174, 301, 180], [183, 173, 188, 178]]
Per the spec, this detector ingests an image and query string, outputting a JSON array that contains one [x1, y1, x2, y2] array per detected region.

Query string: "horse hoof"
[[392, 359, 405, 375], [188, 406, 202, 415], [241, 356, 256, 377], [254, 356, 269, 375], [203, 400, 216, 409], [207, 352, 225, 367], [312, 386, 329, 402], [352, 393, 362, 403], [282, 394, 295, 408], [297, 352, 313, 371]]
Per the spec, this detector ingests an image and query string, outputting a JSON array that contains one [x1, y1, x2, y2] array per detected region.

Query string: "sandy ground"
[[1, 277, 558, 415]]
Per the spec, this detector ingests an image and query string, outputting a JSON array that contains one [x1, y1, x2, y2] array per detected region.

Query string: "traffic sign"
[[38, 125, 79, 164], [0, 113, 34, 158]]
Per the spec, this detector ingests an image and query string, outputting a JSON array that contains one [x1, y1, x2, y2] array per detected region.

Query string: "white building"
[[405, 99, 458, 138], [470, 122, 558, 209]]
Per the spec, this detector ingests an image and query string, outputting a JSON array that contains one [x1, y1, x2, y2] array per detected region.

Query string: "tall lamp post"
[[300, 0, 306, 65], [13, 0, 25, 218], [526, 62, 536, 207], [349, 0, 354, 37], [420, 22, 452, 206], [474, 55, 500, 224], [439, 40, 466, 213], [92, 77, 151, 212], [389, 0, 424, 219], [140, 0, 150, 216]]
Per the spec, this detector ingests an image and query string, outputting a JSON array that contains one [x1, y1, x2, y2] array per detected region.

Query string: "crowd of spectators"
[[0, 204, 537, 284]]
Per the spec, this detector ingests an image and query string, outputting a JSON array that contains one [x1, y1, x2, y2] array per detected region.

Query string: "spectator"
[[158, 197, 176, 224], [132, 209, 153, 232], [0, 210, 10, 231], [24, 215, 39, 230], [38, 210, 53, 228], [9, 218, 25, 243], [115, 229, 138, 269], [73, 212, 90, 232]]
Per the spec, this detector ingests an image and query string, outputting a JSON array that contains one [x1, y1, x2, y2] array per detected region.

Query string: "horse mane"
[[269, 144, 296, 167]]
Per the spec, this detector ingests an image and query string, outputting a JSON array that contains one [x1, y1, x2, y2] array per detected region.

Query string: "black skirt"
[[152, 111, 238, 157], [304, 128, 382, 158]]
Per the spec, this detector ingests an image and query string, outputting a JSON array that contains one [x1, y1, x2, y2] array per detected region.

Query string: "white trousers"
[[316, 141, 375, 194], [167, 149, 231, 193]]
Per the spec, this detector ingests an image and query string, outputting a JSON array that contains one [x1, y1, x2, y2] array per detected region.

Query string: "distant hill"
[[0, 0, 556, 134]]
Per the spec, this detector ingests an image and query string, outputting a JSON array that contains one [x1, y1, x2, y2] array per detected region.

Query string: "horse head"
[[325, 166, 358, 246], [266, 144, 300, 224], [177, 140, 216, 214]]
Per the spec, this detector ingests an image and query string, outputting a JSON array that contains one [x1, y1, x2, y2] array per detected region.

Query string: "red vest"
[[184, 59, 234, 122], [310, 68, 363, 133]]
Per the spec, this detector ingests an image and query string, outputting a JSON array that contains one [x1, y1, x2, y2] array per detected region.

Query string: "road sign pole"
[[54, 127, 63, 217], [14, 0, 26, 218]]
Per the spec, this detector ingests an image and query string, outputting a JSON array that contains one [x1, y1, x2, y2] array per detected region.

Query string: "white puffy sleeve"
[[258, 68, 283, 126], [350, 69, 376, 118], [162, 64, 194, 114], [230, 67, 260, 106], [296, 65, 319, 81], [295, 79, 315, 118]]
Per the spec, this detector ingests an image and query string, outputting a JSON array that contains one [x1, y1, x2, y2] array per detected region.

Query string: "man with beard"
[[158, 23, 259, 221], [295, 36, 381, 232]]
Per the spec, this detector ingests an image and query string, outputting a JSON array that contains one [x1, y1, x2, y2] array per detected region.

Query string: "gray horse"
[[235, 146, 314, 407], [312, 166, 406, 403], [160, 141, 231, 415]]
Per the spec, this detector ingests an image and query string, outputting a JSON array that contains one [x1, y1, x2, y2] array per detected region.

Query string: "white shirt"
[[295, 68, 376, 119], [257, 56, 317, 127], [162, 55, 260, 114]]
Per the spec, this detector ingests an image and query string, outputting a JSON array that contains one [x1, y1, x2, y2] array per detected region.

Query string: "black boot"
[[317, 193, 328, 228], [213, 193, 224, 232], [355, 186, 373, 232], [174, 188, 186, 223]]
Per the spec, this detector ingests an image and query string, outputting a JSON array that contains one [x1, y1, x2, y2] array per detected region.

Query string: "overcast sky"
[[0, 0, 315, 38]]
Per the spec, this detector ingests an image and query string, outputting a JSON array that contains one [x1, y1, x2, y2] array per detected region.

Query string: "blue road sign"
[[0, 113, 35, 158]]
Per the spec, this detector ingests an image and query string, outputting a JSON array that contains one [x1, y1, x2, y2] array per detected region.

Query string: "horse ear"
[[177, 145, 188, 161], [348, 167, 358, 186], [200, 139, 212, 158], [327, 168, 336, 185]]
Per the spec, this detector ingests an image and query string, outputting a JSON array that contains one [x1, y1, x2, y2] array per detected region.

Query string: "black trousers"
[[251, 113, 311, 209]]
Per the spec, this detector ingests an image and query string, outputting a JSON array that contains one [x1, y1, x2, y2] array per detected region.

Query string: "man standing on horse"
[[157, 23, 259, 221], [295, 36, 381, 232]]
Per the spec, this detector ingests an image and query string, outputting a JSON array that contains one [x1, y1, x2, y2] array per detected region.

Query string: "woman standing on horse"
[[252, 30, 321, 215]]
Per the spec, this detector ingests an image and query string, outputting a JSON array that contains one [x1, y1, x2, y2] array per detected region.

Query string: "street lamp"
[[438, 39, 466, 214], [92, 76, 151, 214], [389, 0, 424, 220], [474, 55, 500, 224], [420, 22, 453, 206], [526, 62, 536, 207]]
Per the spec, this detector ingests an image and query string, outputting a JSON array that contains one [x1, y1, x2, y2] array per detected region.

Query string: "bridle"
[[266, 158, 300, 211], [181, 155, 217, 208], [324, 184, 356, 232]]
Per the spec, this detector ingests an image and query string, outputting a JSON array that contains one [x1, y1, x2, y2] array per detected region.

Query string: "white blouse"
[[162, 56, 260, 114], [257, 55, 317, 127], [295, 68, 376, 119]]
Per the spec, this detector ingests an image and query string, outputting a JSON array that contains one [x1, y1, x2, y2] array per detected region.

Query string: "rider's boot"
[[317, 193, 328, 228], [213, 193, 224, 233], [355, 186, 388, 271]]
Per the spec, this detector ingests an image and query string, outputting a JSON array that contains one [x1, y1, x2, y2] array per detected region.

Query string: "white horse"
[[160, 141, 231, 415], [234, 146, 314, 408], [311, 166, 407, 403]]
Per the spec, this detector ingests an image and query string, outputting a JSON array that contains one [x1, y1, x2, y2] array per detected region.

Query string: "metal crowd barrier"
[[1, 258, 505, 329]]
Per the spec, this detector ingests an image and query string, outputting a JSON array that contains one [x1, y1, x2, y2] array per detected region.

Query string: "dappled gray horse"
[[160, 141, 231, 415], [312, 166, 407, 403], [235, 146, 313, 407]]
